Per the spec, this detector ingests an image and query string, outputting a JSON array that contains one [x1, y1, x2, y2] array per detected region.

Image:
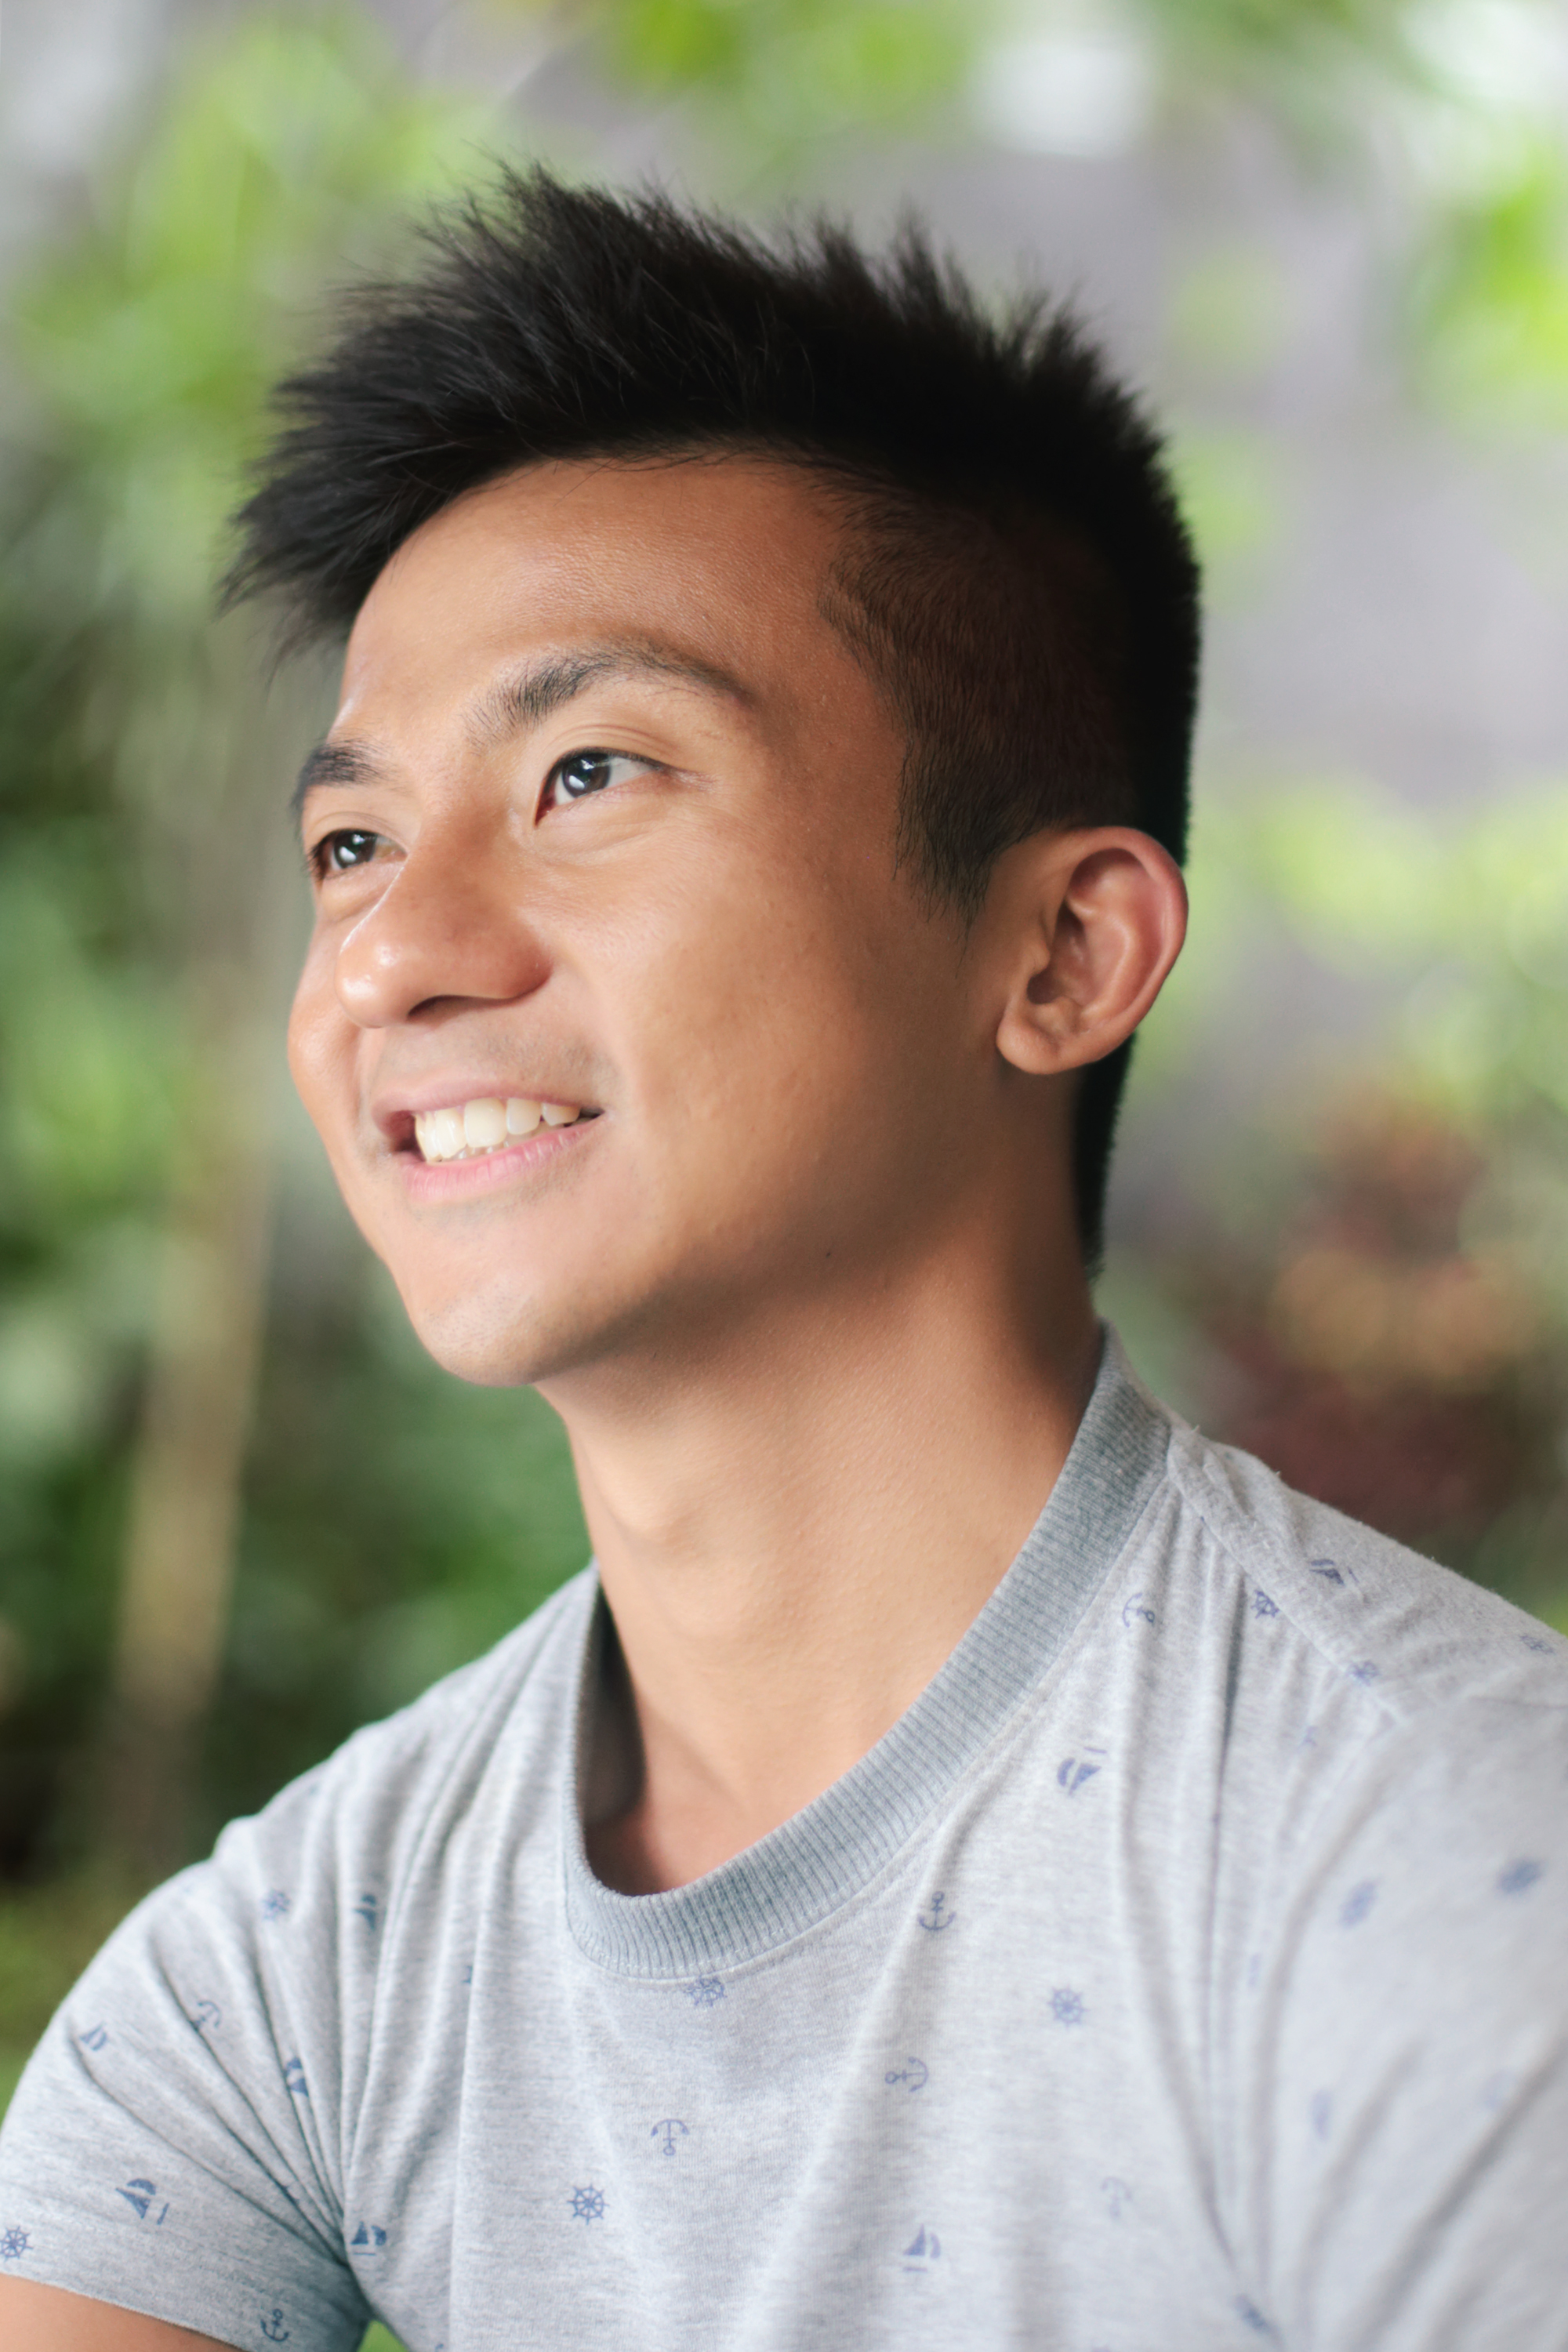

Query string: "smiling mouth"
[[412, 1096, 599, 1164]]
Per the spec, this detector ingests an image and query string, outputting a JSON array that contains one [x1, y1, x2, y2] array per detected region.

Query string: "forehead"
[[336, 452, 858, 732]]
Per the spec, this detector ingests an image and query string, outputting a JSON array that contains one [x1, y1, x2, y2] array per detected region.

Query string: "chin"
[[398, 1268, 637, 1389], [406, 1293, 568, 1388]]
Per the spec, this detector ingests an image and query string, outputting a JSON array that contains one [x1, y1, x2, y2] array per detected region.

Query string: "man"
[[2, 173, 1563, 2352]]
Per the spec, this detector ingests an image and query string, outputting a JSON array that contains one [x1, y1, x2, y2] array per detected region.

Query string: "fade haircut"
[[230, 170, 1200, 1269]]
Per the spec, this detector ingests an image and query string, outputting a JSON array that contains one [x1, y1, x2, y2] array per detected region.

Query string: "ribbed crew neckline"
[[561, 1332, 1170, 1980]]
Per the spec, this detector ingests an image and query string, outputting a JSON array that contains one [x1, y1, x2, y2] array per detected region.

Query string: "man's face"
[[290, 455, 989, 1388]]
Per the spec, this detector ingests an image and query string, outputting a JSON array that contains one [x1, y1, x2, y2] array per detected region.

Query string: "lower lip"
[[396, 1116, 601, 1203]]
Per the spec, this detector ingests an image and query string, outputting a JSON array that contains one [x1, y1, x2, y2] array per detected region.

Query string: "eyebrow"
[[292, 641, 749, 818], [467, 644, 750, 751], [291, 736, 377, 817]]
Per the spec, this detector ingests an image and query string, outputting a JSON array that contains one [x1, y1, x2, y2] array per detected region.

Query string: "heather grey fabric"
[[4, 1334, 1566, 2350]]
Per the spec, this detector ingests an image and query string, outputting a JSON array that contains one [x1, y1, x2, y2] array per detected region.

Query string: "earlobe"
[[991, 827, 1187, 1079]]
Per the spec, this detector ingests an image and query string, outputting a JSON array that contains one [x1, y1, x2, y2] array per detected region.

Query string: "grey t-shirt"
[[3, 1337, 1566, 2350]]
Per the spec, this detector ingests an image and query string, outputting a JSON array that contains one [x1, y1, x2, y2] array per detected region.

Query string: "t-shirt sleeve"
[[1234, 1697, 1568, 2350], [0, 1768, 372, 2352]]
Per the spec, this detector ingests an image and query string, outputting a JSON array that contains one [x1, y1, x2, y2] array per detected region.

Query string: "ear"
[[986, 827, 1188, 1078]]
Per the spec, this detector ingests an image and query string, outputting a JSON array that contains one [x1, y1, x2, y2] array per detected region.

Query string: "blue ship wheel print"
[[1, 2227, 31, 2263]]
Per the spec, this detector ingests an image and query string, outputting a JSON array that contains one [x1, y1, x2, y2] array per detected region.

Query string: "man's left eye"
[[542, 750, 654, 811]]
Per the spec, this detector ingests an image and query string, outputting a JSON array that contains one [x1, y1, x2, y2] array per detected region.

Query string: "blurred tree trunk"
[[100, 622, 303, 1882]]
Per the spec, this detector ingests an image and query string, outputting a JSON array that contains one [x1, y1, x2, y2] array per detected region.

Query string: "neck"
[[547, 1233, 1101, 1896]]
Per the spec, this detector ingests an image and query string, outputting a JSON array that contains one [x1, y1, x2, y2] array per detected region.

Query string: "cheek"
[[286, 949, 354, 1145], [604, 872, 931, 1183]]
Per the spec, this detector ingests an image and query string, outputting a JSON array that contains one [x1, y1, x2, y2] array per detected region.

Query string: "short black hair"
[[230, 169, 1200, 1269]]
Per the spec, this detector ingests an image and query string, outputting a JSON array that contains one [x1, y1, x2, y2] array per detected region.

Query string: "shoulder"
[[212, 1562, 597, 1922], [71, 1564, 596, 2023], [0, 1567, 598, 2248], [1139, 1370, 1568, 1720], [1096, 1346, 1568, 1926]]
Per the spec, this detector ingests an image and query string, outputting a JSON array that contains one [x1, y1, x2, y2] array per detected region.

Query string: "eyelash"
[[541, 748, 657, 811], [308, 748, 657, 877], [310, 828, 383, 879]]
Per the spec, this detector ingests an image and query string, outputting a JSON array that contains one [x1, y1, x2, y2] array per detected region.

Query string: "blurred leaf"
[[1167, 423, 1286, 581], [1414, 138, 1568, 431], [590, 0, 972, 162]]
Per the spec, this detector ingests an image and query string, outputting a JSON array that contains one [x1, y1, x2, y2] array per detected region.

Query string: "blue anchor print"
[[350, 2223, 387, 2252], [1522, 1633, 1550, 1653], [651, 2120, 690, 2157], [117, 2179, 169, 2226], [1120, 1591, 1156, 1629], [78, 2025, 108, 2053], [354, 1892, 379, 1931], [884, 2057, 929, 2092], [283, 2058, 308, 2099], [260, 2310, 291, 2343], [1236, 2296, 1275, 2335], [1, 2227, 31, 2263], [1057, 1748, 1106, 1796], [1498, 1858, 1543, 1896], [918, 1893, 956, 1933], [189, 1999, 221, 2033], [1308, 1559, 1355, 1588]]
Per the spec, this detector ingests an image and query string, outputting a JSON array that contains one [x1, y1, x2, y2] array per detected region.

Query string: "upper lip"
[[372, 1077, 598, 1146]]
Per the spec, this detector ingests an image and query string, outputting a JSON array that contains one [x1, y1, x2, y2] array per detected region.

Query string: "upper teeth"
[[414, 1096, 582, 1163]]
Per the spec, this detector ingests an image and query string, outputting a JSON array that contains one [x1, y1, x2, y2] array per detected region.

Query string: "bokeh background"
[[3, 0, 1567, 2306]]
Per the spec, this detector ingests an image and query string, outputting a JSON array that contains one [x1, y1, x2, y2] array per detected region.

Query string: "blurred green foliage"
[[592, 0, 971, 158]]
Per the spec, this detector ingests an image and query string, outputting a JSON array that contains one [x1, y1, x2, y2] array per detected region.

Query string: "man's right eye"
[[314, 829, 384, 875]]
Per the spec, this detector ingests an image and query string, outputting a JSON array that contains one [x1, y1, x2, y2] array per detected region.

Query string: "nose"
[[333, 827, 549, 1028]]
